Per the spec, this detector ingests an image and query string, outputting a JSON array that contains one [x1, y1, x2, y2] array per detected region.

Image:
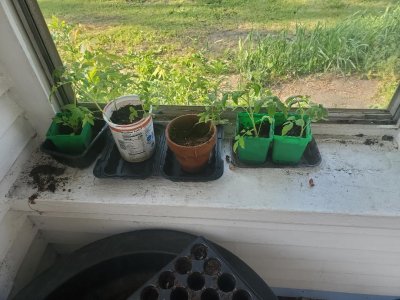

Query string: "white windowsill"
[[4, 128, 400, 297], [6, 131, 400, 228]]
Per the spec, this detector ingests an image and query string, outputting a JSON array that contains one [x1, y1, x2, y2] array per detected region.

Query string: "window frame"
[[11, 0, 400, 125]]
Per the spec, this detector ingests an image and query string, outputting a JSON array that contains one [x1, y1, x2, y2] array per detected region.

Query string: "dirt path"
[[271, 74, 382, 109], [223, 73, 383, 108]]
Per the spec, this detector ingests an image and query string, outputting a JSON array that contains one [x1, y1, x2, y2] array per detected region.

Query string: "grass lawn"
[[38, 0, 400, 108], [38, 0, 398, 54]]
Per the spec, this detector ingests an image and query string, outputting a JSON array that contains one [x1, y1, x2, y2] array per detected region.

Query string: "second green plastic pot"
[[46, 118, 93, 154], [272, 113, 312, 164], [236, 112, 274, 164]]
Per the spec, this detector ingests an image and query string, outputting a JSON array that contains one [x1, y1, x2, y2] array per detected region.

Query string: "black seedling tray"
[[127, 237, 262, 300], [93, 124, 224, 181], [230, 137, 321, 168], [41, 119, 108, 169]]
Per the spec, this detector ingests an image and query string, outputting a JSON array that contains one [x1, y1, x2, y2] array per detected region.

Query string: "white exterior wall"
[[0, 1, 55, 298]]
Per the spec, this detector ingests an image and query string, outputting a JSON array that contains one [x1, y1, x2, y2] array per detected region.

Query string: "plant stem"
[[247, 95, 258, 137]]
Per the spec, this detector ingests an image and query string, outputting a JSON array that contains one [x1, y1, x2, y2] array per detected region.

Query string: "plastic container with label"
[[103, 95, 155, 162]]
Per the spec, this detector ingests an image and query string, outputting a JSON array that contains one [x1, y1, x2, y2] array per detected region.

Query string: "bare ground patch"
[[222, 73, 383, 109], [271, 74, 381, 109]]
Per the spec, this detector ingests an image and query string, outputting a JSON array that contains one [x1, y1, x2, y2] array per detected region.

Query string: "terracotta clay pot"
[[166, 114, 216, 173]]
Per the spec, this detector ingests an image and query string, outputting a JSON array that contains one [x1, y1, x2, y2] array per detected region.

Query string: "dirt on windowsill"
[[28, 165, 68, 202]]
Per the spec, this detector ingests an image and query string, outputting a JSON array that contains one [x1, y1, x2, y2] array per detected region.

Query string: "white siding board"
[[266, 277, 400, 298], [0, 217, 37, 299], [40, 229, 400, 278], [0, 72, 12, 97], [32, 214, 400, 297], [0, 2, 56, 138], [33, 244, 59, 277], [50, 243, 82, 255], [40, 230, 109, 247], [0, 211, 28, 263], [0, 115, 34, 182], [0, 92, 23, 138], [240, 256, 400, 279], [222, 242, 400, 266], [9, 232, 48, 298], [9, 203, 400, 297], [31, 215, 400, 252]]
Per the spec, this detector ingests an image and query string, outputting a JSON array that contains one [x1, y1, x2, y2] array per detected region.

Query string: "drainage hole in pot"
[[201, 288, 220, 300], [170, 287, 189, 300], [203, 258, 221, 275], [191, 243, 208, 260], [187, 272, 205, 291], [232, 289, 252, 300], [140, 286, 159, 300], [158, 270, 175, 289], [175, 256, 192, 274], [217, 273, 236, 292]]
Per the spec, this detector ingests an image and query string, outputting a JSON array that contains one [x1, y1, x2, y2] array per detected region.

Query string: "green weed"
[[40, 0, 400, 108], [236, 6, 400, 84]]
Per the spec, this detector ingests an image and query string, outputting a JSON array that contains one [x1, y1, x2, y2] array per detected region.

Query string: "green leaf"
[[282, 122, 293, 136], [260, 115, 272, 124], [250, 82, 261, 95], [88, 67, 97, 82], [295, 118, 305, 128], [221, 93, 228, 106], [129, 107, 139, 122], [239, 136, 245, 148], [232, 91, 243, 104], [233, 140, 239, 153]]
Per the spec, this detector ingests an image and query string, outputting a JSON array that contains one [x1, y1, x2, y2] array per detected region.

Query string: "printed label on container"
[[110, 121, 155, 162]]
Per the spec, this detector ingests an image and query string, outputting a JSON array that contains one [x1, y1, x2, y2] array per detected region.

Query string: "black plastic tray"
[[93, 124, 224, 181], [230, 137, 321, 168], [40, 119, 109, 169], [127, 237, 263, 300]]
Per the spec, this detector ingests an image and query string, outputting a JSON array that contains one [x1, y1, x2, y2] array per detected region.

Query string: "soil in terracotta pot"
[[110, 105, 143, 125], [239, 122, 271, 138], [170, 123, 213, 147], [275, 124, 306, 137]]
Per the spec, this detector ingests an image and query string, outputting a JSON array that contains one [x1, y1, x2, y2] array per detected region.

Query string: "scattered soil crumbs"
[[382, 135, 394, 141], [364, 138, 378, 145], [28, 165, 67, 201], [309, 178, 315, 187], [28, 193, 39, 204]]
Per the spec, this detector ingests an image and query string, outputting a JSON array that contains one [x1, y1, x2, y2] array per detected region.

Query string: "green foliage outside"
[[49, 17, 224, 106], [237, 7, 400, 100], [40, 0, 400, 108]]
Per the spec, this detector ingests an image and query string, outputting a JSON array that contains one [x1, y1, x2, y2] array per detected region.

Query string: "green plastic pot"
[[236, 112, 274, 164], [46, 118, 93, 154], [272, 112, 312, 164]]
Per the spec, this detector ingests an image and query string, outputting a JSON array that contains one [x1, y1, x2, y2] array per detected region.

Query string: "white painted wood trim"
[[0, 1, 57, 138], [0, 215, 37, 300], [0, 115, 35, 182]]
